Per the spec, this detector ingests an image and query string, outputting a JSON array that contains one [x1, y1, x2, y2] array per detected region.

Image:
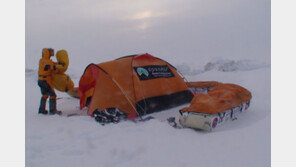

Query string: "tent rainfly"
[[78, 53, 194, 118]]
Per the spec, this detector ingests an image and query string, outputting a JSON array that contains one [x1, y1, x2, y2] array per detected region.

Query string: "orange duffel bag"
[[179, 83, 252, 131]]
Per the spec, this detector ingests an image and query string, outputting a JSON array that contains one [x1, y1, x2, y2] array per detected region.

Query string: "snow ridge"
[[176, 59, 269, 76]]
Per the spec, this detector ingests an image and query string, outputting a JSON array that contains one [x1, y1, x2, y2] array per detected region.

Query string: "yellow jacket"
[[38, 49, 57, 88], [51, 50, 74, 92], [55, 50, 69, 73]]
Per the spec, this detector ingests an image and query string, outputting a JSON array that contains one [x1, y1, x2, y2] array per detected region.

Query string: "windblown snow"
[[26, 0, 270, 166], [26, 59, 270, 167]]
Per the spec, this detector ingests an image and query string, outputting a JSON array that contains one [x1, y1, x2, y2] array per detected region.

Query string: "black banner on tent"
[[134, 65, 175, 80]]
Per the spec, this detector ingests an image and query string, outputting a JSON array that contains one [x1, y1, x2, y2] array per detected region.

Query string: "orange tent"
[[78, 53, 194, 118]]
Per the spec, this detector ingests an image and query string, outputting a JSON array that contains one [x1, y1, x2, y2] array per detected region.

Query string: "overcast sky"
[[26, 0, 270, 72]]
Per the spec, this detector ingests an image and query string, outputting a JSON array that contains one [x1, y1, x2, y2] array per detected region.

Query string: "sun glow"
[[132, 11, 153, 20]]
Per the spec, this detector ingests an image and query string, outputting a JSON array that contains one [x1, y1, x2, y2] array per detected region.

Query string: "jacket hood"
[[42, 48, 50, 59]]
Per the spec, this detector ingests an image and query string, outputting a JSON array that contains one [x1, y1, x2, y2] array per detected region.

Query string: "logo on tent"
[[136, 67, 149, 77], [134, 65, 175, 80]]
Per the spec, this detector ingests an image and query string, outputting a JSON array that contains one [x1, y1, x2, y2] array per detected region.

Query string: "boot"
[[38, 97, 48, 114], [49, 98, 62, 115]]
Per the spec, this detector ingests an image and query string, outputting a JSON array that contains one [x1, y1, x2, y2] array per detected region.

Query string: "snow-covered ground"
[[25, 59, 270, 167], [25, 1, 270, 166]]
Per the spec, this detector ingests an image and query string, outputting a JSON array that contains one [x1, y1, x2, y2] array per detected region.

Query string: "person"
[[37, 48, 62, 115]]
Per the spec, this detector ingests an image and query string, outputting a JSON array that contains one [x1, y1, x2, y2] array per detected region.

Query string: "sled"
[[179, 82, 252, 131], [179, 101, 251, 131]]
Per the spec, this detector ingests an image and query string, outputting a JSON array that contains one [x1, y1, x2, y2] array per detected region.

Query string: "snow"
[[25, 0, 270, 166], [25, 59, 270, 167]]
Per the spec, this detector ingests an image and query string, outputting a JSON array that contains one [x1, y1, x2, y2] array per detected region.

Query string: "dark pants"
[[38, 80, 56, 97]]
